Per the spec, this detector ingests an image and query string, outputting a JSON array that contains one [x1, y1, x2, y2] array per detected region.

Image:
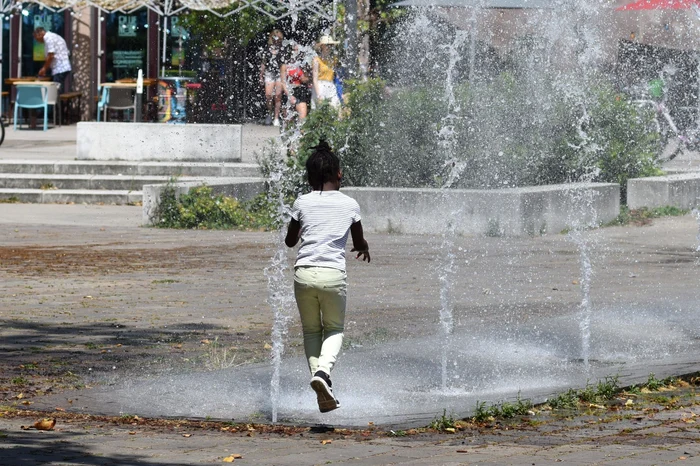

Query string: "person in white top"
[[33, 28, 72, 91], [285, 140, 370, 413]]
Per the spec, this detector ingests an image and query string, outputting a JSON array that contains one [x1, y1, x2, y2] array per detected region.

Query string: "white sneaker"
[[272, 118, 280, 127]]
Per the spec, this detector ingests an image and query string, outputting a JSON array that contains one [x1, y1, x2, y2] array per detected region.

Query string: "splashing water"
[[435, 32, 468, 391], [264, 149, 296, 423], [438, 220, 456, 390], [694, 208, 700, 253], [567, 186, 599, 370]]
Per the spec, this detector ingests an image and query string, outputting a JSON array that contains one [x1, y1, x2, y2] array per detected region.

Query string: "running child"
[[285, 141, 371, 413]]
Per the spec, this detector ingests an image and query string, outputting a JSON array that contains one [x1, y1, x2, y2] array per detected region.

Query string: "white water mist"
[[436, 31, 468, 391], [264, 150, 296, 423]]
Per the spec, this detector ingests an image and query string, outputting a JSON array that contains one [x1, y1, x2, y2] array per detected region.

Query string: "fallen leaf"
[[15, 393, 24, 399], [34, 418, 56, 431], [572, 280, 579, 285], [21, 401, 32, 405], [679, 456, 687, 460], [222, 456, 235, 463], [201, 339, 211, 345], [625, 399, 634, 406], [263, 343, 272, 350], [444, 427, 456, 433], [321, 439, 332, 445], [128, 431, 136, 435], [182, 433, 192, 438]]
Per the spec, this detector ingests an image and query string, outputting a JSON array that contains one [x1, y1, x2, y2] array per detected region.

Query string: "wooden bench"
[[59, 91, 83, 125]]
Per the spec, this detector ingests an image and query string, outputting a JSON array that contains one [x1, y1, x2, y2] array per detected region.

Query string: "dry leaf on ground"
[[23, 418, 56, 431]]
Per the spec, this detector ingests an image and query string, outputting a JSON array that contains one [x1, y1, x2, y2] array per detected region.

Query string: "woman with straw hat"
[[312, 35, 341, 109]]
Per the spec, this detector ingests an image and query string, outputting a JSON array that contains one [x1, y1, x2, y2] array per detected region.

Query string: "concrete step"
[[0, 174, 204, 191], [0, 160, 261, 177], [0, 176, 266, 205], [0, 188, 142, 205]]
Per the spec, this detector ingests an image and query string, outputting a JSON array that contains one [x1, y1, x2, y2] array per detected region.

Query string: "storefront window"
[[105, 9, 148, 82], [21, 6, 65, 77]]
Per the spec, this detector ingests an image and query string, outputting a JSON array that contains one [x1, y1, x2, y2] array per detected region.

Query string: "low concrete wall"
[[343, 183, 620, 236], [77, 122, 242, 162], [142, 181, 620, 236], [142, 178, 265, 226], [627, 174, 700, 210]]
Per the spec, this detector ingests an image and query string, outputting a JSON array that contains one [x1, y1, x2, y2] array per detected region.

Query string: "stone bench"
[[627, 173, 700, 210], [77, 122, 243, 162]]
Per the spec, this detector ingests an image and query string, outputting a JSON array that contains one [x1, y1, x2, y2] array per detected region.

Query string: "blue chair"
[[13, 84, 57, 131]]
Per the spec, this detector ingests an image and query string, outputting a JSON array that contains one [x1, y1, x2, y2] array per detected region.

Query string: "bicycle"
[[633, 98, 700, 161]]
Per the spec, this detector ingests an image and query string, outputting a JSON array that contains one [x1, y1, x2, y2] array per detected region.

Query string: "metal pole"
[[97, 11, 102, 86], [344, 0, 358, 78], [0, 14, 4, 118], [17, 13, 21, 77], [161, 16, 167, 77]]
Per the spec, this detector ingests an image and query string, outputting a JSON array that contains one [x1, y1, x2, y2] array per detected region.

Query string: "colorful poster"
[[32, 14, 53, 61], [171, 47, 183, 66]]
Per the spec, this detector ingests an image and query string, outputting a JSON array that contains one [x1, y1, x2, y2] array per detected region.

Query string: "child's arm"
[[350, 221, 370, 263], [285, 219, 301, 248]]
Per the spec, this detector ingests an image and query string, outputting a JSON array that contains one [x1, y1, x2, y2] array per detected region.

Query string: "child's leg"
[[316, 270, 347, 376], [294, 268, 323, 375]]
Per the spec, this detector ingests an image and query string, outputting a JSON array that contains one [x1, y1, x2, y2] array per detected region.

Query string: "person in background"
[[260, 29, 284, 126], [312, 35, 340, 109], [34, 27, 72, 91], [285, 141, 371, 413], [281, 41, 313, 123]]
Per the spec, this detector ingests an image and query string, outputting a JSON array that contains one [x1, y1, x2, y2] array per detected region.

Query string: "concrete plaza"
[[0, 124, 700, 464]]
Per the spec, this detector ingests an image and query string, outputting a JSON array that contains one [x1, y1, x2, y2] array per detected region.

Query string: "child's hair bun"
[[312, 140, 332, 153]]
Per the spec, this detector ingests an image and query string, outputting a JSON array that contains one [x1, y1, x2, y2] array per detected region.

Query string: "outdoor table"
[[116, 77, 157, 86], [5, 76, 51, 86]]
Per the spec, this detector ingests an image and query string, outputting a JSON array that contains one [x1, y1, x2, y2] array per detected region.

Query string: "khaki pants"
[[294, 266, 347, 376]]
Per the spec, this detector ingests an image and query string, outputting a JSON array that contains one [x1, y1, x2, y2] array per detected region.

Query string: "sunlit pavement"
[[1, 123, 700, 464]]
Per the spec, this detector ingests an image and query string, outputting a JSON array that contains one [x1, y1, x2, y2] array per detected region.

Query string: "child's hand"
[[351, 247, 370, 263]]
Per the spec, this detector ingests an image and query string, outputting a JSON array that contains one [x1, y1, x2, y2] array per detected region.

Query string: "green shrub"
[[606, 205, 690, 227], [152, 184, 279, 230], [297, 74, 661, 197]]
